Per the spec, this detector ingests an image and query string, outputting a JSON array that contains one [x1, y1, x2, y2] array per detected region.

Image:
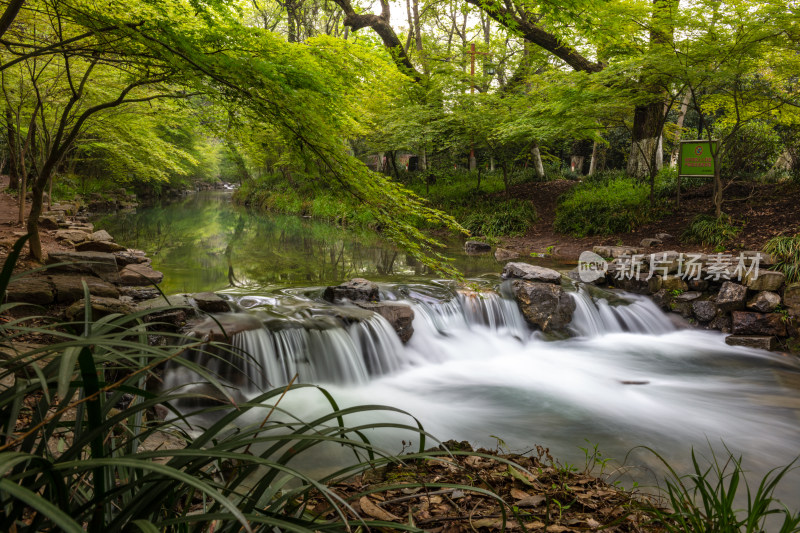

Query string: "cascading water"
[[164, 280, 800, 505], [569, 285, 675, 336]]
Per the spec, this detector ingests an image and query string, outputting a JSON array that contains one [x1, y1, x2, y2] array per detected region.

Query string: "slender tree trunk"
[[501, 162, 510, 198], [531, 143, 545, 179], [6, 108, 19, 190], [588, 141, 599, 176], [669, 90, 691, 167]]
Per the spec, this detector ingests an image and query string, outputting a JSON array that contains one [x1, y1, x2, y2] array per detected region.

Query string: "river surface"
[[96, 191, 800, 505]]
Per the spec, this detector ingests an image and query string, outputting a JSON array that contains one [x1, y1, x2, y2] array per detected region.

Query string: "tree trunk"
[[501, 162, 510, 198], [669, 90, 691, 167], [6, 108, 19, 190], [588, 141, 599, 176], [713, 151, 722, 217], [531, 143, 545, 179], [627, 101, 663, 178]]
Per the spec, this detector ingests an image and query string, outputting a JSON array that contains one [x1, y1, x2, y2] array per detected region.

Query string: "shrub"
[[682, 214, 742, 249], [764, 233, 800, 283], [721, 121, 783, 179], [554, 177, 660, 237], [461, 198, 538, 237]]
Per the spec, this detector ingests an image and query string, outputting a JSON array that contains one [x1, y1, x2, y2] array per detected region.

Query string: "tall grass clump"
[[642, 447, 800, 532], [461, 198, 538, 237], [554, 177, 659, 237], [682, 214, 743, 250], [764, 233, 800, 283], [0, 236, 494, 531]]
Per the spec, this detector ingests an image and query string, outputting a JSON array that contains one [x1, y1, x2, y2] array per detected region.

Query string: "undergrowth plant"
[[764, 233, 800, 283], [682, 214, 743, 249], [642, 446, 800, 532], [554, 177, 661, 237]]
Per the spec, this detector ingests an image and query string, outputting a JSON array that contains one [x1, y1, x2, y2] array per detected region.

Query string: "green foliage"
[[462, 199, 538, 237], [403, 169, 538, 237], [235, 174, 376, 228], [682, 214, 743, 248], [554, 177, 661, 237], [764, 234, 800, 283], [720, 121, 783, 179], [642, 447, 800, 532]]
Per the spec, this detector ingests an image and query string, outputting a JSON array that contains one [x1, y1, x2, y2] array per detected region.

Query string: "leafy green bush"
[[682, 214, 742, 249], [721, 121, 783, 179], [461, 198, 538, 237], [764, 233, 800, 283], [554, 177, 660, 237]]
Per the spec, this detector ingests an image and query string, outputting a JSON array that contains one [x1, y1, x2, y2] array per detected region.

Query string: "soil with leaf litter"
[[307, 441, 665, 532]]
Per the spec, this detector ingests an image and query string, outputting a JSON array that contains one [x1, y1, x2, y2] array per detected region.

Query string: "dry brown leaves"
[[307, 441, 664, 532]]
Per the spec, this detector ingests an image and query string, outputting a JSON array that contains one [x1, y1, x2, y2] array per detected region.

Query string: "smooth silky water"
[[98, 192, 800, 505]]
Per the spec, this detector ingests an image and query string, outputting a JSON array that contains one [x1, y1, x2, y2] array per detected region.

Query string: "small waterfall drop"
[[409, 288, 529, 340], [569, 286, 674, 336]]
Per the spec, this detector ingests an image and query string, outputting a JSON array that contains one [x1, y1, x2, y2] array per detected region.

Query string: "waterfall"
[[408, 288, 529, 340], [167, 283, 681, 395], [569, 286, 674, 336]]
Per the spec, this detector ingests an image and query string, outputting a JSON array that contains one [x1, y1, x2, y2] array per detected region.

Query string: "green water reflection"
[[93, 192, 509, 293]]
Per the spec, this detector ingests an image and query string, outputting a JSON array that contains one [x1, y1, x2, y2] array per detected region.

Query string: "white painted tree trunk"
[[531, 143, 545, 178]]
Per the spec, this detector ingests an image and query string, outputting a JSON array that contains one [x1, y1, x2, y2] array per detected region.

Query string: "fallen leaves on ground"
[[307, 441, 666, 532]]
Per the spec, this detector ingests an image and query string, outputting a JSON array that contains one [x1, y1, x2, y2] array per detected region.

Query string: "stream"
[[96, 191, 800, 505]]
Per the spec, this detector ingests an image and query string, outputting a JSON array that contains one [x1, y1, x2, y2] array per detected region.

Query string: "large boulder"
[[709, 314, 732, 333], [747, 291, 781, 313], [38, 215, 60, 229], [114, 249, 149, 267], [75, 240, 127, 253], [355, 301, 415, 343], [716, 282, 748, 312], [612, 273, 651, 295], [494, 248, 520, 261], [65, 296, 134, 321], [46, 251, 120, 283], [55, 229, 89, 243], [783, 283, 800, 309], [186, 313, 263, 342], [90, 229, 114, 242], [323, 278, 379, 303], [502, 262, 562, 284], [136, 294, 196, 330], [5, 277, 54, 305], [640, 238, 662, 248], [692, 300, 718, 323], [725, 335, 777, 351], [49, 274, 119, 304], [464, 241, 491, 254], [731, 311, 787, 337], [192, 292, 232, 313], [661, 275, 688, 292], [651, 289, 672, 310], [118, 263, 164, 286], [675, 291, 702, 303], [745, 271, 785, 292], [510, 280, 575, 333]]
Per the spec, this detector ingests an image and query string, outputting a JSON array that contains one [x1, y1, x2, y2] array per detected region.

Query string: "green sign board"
[[679, 141, 716, 177]]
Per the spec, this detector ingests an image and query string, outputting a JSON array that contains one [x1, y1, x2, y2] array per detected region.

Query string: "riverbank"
[[493, 179, 800, 261], [4, 186, 791, 531]]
